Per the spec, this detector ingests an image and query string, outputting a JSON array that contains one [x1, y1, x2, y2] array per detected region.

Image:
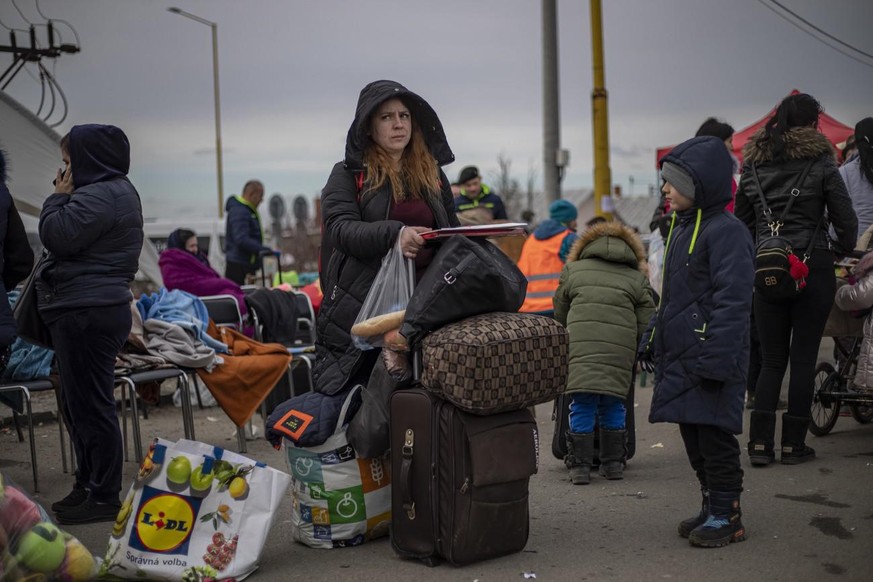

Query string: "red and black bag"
[[751, 161, 819, 302]]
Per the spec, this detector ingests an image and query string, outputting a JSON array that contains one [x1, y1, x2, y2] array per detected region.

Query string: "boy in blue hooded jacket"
[[639, 136, 754, 548]]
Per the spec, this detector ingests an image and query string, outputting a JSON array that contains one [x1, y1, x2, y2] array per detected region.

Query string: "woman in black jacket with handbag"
[[38, 125, 144, 524], [735, 93, 857, 466]]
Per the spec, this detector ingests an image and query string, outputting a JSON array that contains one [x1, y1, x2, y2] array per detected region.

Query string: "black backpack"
[[750, 160, 820, 302], [399, 235, 527, 347]]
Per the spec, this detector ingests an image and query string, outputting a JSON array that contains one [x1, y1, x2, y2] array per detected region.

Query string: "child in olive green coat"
[[553, 221, 655, 485]]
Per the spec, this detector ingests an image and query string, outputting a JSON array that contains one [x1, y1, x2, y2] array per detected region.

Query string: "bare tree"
[[491, 153, 523, 221], [524, 159, 539, 224]]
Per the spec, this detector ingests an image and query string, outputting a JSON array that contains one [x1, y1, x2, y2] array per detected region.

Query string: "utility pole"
[[542, 0, 562, 203], [168, 7, 225, 218], [1, 24, 79, 128], [590, 0, 613, 219], [1, 24, 79, 88]]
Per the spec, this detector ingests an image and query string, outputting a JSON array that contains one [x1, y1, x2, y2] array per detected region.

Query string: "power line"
[[34, 0, 49, 21], [34, 0, 81, 46], [756, 0, 873, 70], [768, 0, 873, 60], [11, 0, 32, 24]]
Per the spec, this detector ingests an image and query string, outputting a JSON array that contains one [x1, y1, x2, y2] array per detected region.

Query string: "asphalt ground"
[[2, 337, 872, 581]]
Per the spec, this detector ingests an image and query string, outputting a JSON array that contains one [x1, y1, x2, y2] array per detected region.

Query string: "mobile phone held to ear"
[[53, 167, 70, 187]]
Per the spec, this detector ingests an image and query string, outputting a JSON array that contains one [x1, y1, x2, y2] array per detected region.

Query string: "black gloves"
[[637, 351, 655, 374]]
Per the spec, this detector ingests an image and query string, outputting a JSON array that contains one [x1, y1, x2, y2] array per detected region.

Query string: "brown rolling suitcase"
[[389, 388, 538, 566]]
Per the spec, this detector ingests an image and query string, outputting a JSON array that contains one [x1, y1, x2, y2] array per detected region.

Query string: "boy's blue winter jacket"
[[642, 136, 754, 435]]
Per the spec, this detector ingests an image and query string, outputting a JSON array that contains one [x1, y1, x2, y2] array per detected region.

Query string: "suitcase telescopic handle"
[[401, 428, 416, 520]]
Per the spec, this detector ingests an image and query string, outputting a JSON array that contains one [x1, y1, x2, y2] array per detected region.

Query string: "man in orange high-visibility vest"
[[517, 199, 579, 316]]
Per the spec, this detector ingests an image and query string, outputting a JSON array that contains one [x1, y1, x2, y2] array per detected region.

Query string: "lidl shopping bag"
[[100, 438, 291, 580], [284, 386, 391, 548]]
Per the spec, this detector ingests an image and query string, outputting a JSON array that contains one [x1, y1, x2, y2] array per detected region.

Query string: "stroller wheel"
[[810, 362, 840, 436], [849, 403, 873, 424]]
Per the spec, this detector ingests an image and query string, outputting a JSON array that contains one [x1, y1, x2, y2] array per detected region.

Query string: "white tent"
[[0, 91, 61, 217], [0, 91, 162, 286]]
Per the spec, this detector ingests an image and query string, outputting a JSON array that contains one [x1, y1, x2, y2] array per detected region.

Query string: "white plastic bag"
[[350, 235, 414, 350], [283, 386, 391, 548], [100, 438, 290, 581], [647, 233, 664, 298]]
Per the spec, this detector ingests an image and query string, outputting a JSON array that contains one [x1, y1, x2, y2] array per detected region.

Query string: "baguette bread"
[[351, 309, 406, 337]]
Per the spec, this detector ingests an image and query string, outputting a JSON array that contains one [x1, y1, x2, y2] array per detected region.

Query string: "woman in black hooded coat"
[[315, 80, 458, 396]]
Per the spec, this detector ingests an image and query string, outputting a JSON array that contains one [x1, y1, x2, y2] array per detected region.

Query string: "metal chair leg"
[[23, 388, 38, 492], [116, 380, 130, 462], [126, 379, 143, 464], [118, 377, 143, 464], [0, 385, 38, 491], [177, 373, 195, 441], [11, 409, 24, 441], [53, 388, 69, 474], [192, 374, 205, 410], [260, 401, 268, 436], [237, 425, 247, 453]]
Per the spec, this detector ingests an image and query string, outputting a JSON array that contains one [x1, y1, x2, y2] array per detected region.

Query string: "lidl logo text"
[[129, 486, 202, 555], [140, 511, 190, 532]]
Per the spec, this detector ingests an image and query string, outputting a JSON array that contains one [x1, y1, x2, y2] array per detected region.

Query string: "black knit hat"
[[458, 166, 480, 184]]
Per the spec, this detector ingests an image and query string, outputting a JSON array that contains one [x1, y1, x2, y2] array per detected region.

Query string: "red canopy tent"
[[655, 90, 854, 167]]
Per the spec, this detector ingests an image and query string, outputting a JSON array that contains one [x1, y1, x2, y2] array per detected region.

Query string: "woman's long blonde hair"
[[363, 114, 440, 202]]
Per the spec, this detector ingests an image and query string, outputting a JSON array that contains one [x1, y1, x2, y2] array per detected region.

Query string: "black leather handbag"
[[399, 235, 527, 347], [13, 251, 53, 350]]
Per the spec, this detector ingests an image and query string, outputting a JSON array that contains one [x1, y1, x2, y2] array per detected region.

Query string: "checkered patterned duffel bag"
[[420, 312, 569, 415]]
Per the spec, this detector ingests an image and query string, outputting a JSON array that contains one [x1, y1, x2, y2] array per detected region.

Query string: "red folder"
[[419, 223, 528, 240]]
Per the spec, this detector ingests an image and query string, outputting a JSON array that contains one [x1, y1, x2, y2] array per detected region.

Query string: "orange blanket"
[[197, 323, 292, 427]]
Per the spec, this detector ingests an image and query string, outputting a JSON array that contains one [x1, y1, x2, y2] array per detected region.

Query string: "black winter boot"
[[598, 428, 626, 480], [688, 490, 746, 548], [781, 414, 815, 464], [565, 431, 594, 485], [747, 410, 776, 466], [678, 488, 709, 538]]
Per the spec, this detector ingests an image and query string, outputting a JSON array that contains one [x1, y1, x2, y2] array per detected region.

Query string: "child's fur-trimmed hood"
[[566, 221, 648, 273]]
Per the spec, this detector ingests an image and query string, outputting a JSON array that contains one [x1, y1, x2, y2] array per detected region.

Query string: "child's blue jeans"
[[569, 393, 626, 433]]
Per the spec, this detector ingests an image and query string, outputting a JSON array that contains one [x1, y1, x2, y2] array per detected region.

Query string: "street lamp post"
[[168, 7, 225, 218]]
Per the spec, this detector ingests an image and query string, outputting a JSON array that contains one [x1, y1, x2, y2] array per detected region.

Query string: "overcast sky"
[[2, 0, 872, 221]]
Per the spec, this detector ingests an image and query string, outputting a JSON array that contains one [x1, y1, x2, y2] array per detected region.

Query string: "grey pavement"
[[2, 338, 872, 581]]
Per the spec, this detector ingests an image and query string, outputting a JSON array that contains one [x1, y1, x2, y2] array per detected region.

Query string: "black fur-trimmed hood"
[[742, 126, 835, 165], [0, 150, 6, 184], [343, 80, 454, 171]]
